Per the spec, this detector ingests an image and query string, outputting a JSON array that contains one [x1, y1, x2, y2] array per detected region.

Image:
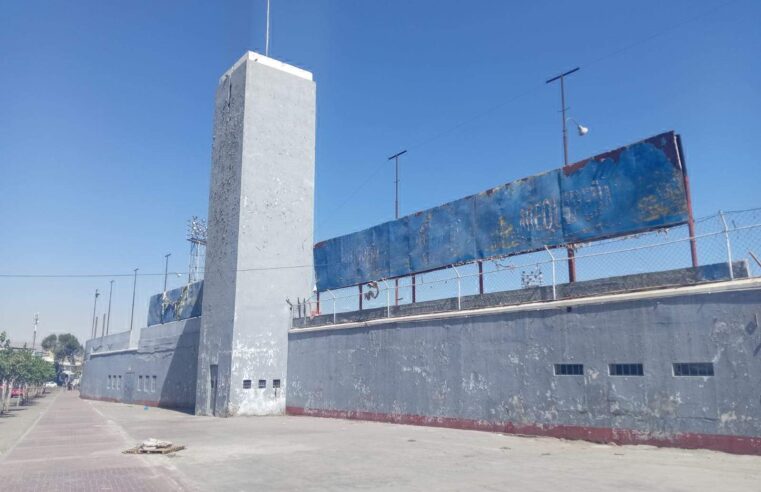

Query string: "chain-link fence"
[[294, 208, 761, 325]]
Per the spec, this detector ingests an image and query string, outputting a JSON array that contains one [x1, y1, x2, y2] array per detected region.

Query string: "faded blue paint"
[[147, 281, 203, 326], [315, 132, 688, 291]]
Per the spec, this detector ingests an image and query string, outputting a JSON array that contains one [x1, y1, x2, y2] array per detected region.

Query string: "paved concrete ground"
[[0, 389, 59, 455], [1, 393, 760, 491]]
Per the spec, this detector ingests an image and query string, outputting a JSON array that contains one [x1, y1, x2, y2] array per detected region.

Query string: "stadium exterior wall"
[[81, 317, 200, 410], [286, 281, 761, 455]]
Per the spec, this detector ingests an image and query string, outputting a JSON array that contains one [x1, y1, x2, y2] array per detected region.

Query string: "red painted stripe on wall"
[[286, 406, 761, 456]]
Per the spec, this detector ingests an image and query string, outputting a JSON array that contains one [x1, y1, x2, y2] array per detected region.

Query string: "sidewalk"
[[0, 391, 189, 491]]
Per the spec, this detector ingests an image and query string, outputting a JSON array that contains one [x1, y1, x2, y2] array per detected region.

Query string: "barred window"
[[609, 363, 644, 376], [554, 364, 584, 376], [673, 363, 714, 377]]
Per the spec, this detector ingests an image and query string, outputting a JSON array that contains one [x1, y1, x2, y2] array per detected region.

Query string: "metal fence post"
[[545, 246, 557, 300], [719, 210, 734, 280], [451, 265, 462, 310], [326, 289, 337, 324], [381, 280, 391, 318]]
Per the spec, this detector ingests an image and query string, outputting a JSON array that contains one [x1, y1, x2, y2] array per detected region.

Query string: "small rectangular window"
[[243, 379, 252, 389], [673, 363, 714, 377], [118, 375, 122, 390], [554, 364, 584, 376], [152, 375, 157, 393], [272, 379, 281, 389], [258, 379, 266, 389], [107, 375, 111, 389], [138, 375, 143, 391], [609, 363, 644, 376]]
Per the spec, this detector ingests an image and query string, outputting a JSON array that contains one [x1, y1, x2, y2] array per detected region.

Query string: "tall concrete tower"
[[196, 52, 316, 416]]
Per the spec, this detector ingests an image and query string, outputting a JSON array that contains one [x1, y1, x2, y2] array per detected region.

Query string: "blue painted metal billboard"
[[147, 281, 203, 326], [315, 131, 689, 291]]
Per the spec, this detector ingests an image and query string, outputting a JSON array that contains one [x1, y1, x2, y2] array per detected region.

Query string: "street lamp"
[[546, 67, 588, 283], [91, 289, 100, 339]]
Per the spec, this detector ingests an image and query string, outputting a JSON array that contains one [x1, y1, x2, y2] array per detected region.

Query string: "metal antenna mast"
[[32, 313, 39, 352]]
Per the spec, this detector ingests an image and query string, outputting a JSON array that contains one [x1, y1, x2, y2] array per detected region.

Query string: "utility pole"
[[388, 150, 407, 305], [546, 67, 580, 283], [91, 289, 100, 339], [129, 268, 138, 332], [265, 0, 271, 56], [163, 253, 171, 292], [32, 313, 39, 353], [101, 313, 106, 338], [106, 280, 114, 335]]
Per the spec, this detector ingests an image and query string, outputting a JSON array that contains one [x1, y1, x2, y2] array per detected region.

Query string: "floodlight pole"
[[106, 280, 114, 335], [265, 0, 271, 56], [388, 150, 408, 305], [546, 67, 580, 283], [91, 289, 100, 339], [163, 253, 171, 293], [129, 268, 138, 332]]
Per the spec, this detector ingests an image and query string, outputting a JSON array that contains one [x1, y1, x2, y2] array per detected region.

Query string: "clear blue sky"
[[1, 0, 759, 345]]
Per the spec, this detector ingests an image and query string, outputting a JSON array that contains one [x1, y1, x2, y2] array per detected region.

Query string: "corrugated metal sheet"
[[315, 131, 688, 291]]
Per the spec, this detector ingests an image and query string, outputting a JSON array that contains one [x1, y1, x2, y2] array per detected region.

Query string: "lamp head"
[[577, 124, 589, 136]]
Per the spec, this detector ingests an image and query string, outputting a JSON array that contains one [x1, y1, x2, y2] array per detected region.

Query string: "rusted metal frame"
[[316, 291, 320, 315], [412, 275, 416, 303], [676, 134, 699, 268], [359, 284, 363, 311]]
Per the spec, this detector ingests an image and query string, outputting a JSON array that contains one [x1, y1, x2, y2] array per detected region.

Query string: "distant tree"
[[40, 334, 57, 352], [41, 333, 83, 365], [0, 332, 55, 412], [55, 334, 83, 365]]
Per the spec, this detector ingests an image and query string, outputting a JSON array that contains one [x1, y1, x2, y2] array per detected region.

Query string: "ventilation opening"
[[243, 379, 252, 389], [554, 364, 584, 376], [273, 379, 281, 389], [609, 363, 644, 376], [673, 362, 714, 376], [258, 379, 266, 389]]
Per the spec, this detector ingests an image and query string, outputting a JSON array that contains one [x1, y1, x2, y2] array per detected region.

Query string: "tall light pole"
[[265, 0, 271, 56], [106, 280, 114, 335], [546, 67, 587, 283], [163, 253, 171, 292], [91, 289, 100, 339], [32, 313, 39, 352], [129, 268, 138, 332], [388, 150, 408, 305]]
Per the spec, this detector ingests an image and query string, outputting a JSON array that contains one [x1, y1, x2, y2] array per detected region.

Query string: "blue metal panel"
[[147, 281, 204, 326], [315, 132, 688, 291]]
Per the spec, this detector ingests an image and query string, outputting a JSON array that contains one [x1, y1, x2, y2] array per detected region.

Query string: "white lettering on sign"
[[519, 181, 613, 232]]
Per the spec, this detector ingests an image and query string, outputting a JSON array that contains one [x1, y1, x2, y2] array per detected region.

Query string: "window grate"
[[609, 363, 644, 376], [273, 379, 281, 389], [554, 364, 584, 376], [243, 379, 252, 389], [673, 362, 714, 377], [258, 379, 267, 389]]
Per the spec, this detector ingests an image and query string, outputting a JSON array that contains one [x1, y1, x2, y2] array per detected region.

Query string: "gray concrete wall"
[[81, 317, 201, 410], [287, 283, 761, 453], [197, 52, 316, 416]]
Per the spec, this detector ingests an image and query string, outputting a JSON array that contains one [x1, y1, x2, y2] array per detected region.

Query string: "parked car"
[[11, 387, 23, 397], [44, 381, 57, 388]]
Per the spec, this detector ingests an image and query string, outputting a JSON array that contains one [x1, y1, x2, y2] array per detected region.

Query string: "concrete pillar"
[[196, 52, 316, 416]]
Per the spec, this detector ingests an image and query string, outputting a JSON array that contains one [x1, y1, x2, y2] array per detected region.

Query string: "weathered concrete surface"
[[295, 262, 749, 329], [197, 52, 316, 416], [81, 317, 200, 410], [71, 397, 761, 491], [288, 281, 761, 454]]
